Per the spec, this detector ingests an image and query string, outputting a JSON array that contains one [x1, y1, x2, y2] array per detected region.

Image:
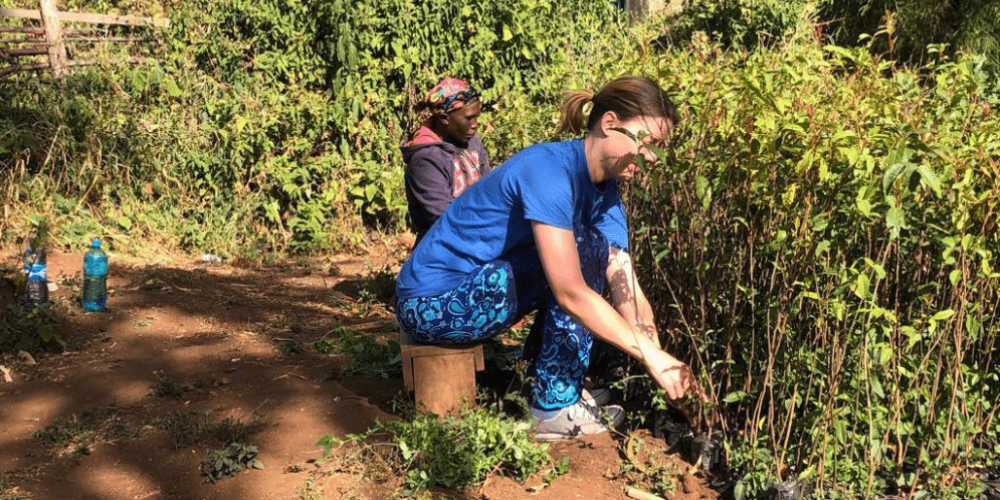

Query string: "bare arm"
[[606, 247, 659, 346], [532, 222, 694, 400]]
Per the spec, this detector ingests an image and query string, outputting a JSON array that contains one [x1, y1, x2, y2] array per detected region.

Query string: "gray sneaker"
[[581, 387, 612, 406], [532, 400, 625, 441]]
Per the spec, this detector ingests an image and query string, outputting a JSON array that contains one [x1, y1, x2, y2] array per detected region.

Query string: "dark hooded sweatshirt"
[[401, 126, 491, 243]]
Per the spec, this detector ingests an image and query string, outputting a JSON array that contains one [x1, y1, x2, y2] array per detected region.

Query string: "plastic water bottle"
[[82, 239, 108, 311], [22, 238, 48, 306]]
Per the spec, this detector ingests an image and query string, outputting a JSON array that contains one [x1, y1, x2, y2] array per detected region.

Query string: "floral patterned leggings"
[[396, 227, 608, 410]]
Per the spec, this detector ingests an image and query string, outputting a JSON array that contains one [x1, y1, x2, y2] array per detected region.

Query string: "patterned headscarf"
[[423, 77, 481, 114]]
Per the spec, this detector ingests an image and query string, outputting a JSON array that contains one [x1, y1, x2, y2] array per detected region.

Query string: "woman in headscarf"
[[401, 77, 490, 244]]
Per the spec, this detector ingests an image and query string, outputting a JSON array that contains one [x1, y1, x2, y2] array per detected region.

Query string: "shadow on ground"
[[0, 246, 405, 500]]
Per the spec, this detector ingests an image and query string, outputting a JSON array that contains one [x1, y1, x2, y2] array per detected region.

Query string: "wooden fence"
[[0, 0, 169, 79]]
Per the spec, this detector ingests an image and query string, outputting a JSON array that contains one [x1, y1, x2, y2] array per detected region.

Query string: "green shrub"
[[660, 0, 824, 50], [329, 326, 401, 379], [200, 442, 263, 483], [820, 0, 1000, 75], [625, 31, 1000, 499], [1, 0, 629, 255], [0, 304, 63, 353], [317, 407, 563, 494]]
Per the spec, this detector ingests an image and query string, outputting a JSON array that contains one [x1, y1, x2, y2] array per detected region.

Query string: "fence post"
[[37, 0, 67, 77]]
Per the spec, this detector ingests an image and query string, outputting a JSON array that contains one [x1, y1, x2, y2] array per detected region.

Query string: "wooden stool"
[[400, 331, 485, 416]]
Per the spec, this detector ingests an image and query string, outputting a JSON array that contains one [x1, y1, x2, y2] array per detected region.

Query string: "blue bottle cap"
[[92, 239, 101, 248]]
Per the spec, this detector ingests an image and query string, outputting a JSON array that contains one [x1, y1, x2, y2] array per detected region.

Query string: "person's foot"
[[532, 400, 625, 441], [581, 387, 612, 406]]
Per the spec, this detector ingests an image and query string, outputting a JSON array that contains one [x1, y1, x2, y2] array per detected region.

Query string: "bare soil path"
[[0, 242, 719, 500]]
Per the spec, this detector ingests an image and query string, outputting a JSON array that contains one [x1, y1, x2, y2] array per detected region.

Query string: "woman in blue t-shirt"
[[396, 76, 702, 440]]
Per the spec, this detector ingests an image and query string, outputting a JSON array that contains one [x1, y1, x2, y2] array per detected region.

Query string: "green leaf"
[[815, 240, 831, 256], [853, 273, 870, 300], [878, 344, 892, 366], [932, 309, 955, 321], [235, 116, 248, 135], [38, 324, 54, 342], [117, 216, 132, 230], [870, 377, 884, 399], [914, 163, 942, 197], [856, 198, 872, 217], [839, 146, 860, 166], [864, 258, 886, 279], [823, 45, 857, 62], [723, 391, 747, 403], [502, 25, 513, 41], [882, 163, 906, 194], [885, 206, 905, 238], [949, 269, 962, 286], [164, 77, 182, 97], [695, 175, 709, 203]]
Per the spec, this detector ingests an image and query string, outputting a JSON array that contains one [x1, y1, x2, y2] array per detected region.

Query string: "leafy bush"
[[0, 304, 63, 353], [660, 0, 824, 50], [626, 29, 1000, 499], [1, 0, 629, 255], [200, 442, 264, 483], [317, 408, 563, 494], [329, 326, 401, 379], [820, 0, 1000, 75]]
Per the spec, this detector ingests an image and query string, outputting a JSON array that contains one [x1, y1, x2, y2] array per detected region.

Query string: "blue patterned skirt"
[[397, 228, 609, 410]]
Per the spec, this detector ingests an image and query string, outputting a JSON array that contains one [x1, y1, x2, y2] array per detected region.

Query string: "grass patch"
[[32, 407, 133, 457], [0, 473, 27, 500], [149, 370, 193, 398], [152, 410, 256, 450]]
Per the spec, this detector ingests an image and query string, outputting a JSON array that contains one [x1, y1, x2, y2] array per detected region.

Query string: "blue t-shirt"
[[396, 139, 629, 299]]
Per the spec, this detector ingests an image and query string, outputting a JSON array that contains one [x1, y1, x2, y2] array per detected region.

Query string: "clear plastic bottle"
[[82, 239, 108, 311], [22, 237, 48, 306]]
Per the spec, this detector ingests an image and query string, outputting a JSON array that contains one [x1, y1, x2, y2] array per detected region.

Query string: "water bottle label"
[[27, 263, 47, 281], [84, 257, 109, 275]]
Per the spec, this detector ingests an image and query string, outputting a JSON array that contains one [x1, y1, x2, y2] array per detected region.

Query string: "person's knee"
[[575, 227, 609, 290]]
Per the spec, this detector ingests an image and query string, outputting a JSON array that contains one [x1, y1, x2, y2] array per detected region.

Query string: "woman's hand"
[[641, 348, 697, 401], [642, 348, 718, 430]]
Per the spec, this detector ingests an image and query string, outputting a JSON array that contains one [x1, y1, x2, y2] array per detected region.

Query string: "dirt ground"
[[0, 241, 721, 500]]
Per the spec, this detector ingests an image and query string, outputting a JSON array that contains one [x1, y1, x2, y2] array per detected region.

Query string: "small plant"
[[0, 303, 63, 353], [214, 417, 252, 444], [271, 313, 304, 333], [330, 327, 400, 378], [279, 340, 304, 355], [359, 264, 397, 306], [621, 433, 679, 498], [200, 442, 264, 483], [32, 414, 98, 456], [294, 475, 324, 500], [149, 370, 191, 398], [153, 410, 254, 450], [316, 405, 564, 495], [310, 337, 335, 354], [153, 410, 208, 449], [0, 473, 26, 500]]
